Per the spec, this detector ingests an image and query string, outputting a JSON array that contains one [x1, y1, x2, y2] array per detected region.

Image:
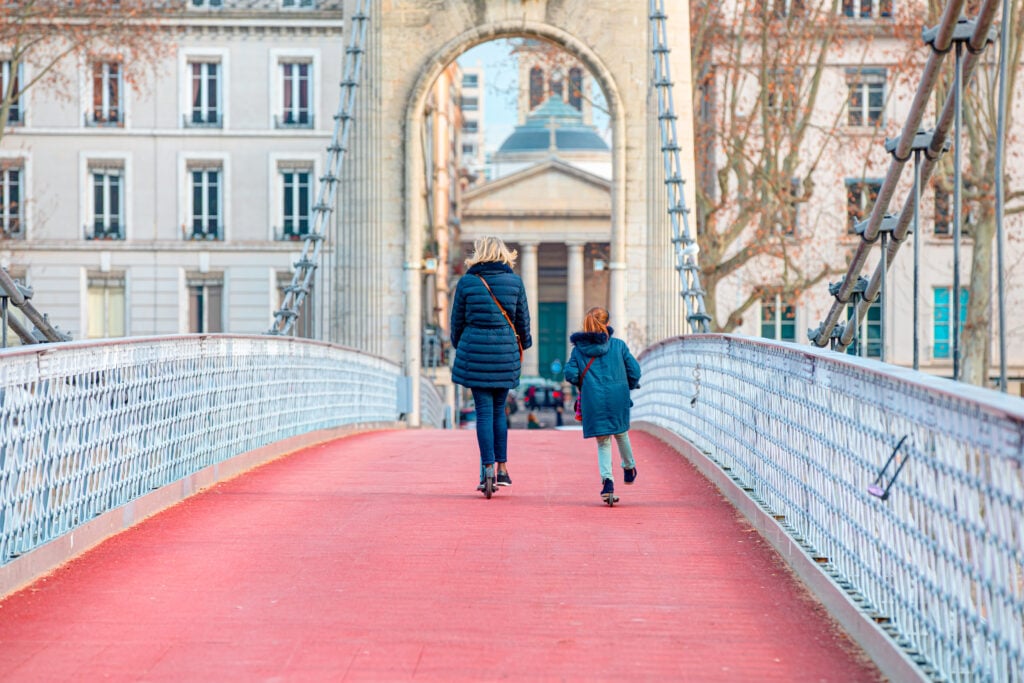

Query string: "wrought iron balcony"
[[274, 113, 314, 129], [0, 219, 23, 239], [84, 111, 124, 128], [84, 224, 124, 241], [185, 0, 343, 9], [275, 225, 310, 241], [184, 224, 223, 241], [183, 112, 223, 129]]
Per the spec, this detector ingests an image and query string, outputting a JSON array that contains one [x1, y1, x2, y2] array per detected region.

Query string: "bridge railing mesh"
[[633, 335, 1023, 682], [0, 335, 443, 566]]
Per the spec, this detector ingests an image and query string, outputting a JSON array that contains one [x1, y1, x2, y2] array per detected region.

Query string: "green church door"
[[538, 302, 567, 381]]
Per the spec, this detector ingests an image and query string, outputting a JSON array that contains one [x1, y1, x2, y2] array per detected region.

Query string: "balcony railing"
[[83, 224, 124, 241], [186, 0, 344, 9], [183, 112, 223, 129], [274, 113, 314, 129], [275, 224, 310, 241], [84, 112, 124, 128], [184, 224, 222, 241], [1, 219, 23, 239]]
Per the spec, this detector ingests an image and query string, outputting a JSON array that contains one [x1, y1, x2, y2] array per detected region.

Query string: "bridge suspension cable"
[[807, 0, 1001, 359], [0, 268, 71, 346], [649, 0, 712, 334], [269, 0, 370, 336]]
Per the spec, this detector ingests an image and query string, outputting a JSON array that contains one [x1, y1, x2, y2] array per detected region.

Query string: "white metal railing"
[[0, 335, 444, 566], [633, 335, 1023, 682]]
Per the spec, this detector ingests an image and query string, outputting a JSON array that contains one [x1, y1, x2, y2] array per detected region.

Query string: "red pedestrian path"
[[0, 428, 882, 681]]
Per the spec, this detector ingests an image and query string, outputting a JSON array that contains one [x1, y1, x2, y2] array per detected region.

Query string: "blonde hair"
[[464, 235, 518, 268], [583, 307, 609, 335]]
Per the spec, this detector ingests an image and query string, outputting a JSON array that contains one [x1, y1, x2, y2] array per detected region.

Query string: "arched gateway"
[[333, 1, 697, 425]]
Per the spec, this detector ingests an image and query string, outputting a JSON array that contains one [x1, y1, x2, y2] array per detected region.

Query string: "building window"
[[282, 0, 315, 7], [549, 69, 564, 99], [1, 60, 23, 124], [462, 73, 478, 88], [933, 287, 968, 359], [760, 293, 797, 341], [529, 67, 544, 109], [190, 0, 223, 6], [86, 273, 126, 338], [462, 143, 475, 155], [187, 273, 223, 333], [846, 299, 881, 358], [846, 179, 881, 233], [934, 186, 951, 235], [759, 0, 807, 17], [847, 69, 885, 126], [278, 61, 311, 128], [188, 165, 222, 240], [1, 162, 23, 238], [766, 69, 799, 122], [88, 164, 124, 240], [279, 166, 311, 240], [842, 0, 892, 17], [772, 177, 800, 236], [461, 96, 478, 112], [90, 61, 123, 126], [568, 67, 583, 110], [187, 61, 221, 127], [462, 120, 478, 133], [277, 271, 314, 338]]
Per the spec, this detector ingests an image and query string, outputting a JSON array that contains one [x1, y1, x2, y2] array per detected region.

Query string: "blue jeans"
[[596, 432, 635, 482], [471, 387, 509, 470]]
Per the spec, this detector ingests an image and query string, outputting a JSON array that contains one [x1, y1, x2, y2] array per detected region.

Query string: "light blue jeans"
[[595, 432, 635, 482]]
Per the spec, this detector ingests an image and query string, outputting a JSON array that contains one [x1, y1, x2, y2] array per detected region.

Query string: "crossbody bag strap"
[[579, 357, 596, 386], [475, 275, 524, 358]]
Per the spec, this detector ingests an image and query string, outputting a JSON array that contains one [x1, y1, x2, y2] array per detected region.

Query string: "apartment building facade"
[[1, 1, 345, 341]]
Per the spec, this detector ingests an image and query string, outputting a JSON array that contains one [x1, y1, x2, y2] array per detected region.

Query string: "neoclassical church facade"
[[459, 47, 614, 379]]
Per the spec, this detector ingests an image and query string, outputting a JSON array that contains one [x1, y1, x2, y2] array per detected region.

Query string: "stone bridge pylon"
[[334, 0, 698, 425]]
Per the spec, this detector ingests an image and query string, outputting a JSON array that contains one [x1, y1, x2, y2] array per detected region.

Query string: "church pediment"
[[463, 160, 610, 217]]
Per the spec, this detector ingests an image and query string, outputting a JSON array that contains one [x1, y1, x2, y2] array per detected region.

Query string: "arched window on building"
[[568, 67, 583, 110], [529, 67, 544, 109]]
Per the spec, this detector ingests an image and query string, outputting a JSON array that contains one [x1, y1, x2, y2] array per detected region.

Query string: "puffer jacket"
[[563, 327, 641, 438], [450, 261, 532, 389]]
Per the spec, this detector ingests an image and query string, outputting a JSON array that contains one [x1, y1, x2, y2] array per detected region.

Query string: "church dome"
[[497, 97, 609, 154]]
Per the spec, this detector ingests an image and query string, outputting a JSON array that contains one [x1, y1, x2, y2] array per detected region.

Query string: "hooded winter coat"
[[564, 327, 641, 438], [450, 261, 532, 389]]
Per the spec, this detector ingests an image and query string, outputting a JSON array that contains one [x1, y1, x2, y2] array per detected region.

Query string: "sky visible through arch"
[[456, 38, 612, 154]]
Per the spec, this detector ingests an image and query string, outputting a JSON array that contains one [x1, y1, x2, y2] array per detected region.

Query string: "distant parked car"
[[518, 376, 564, 409]]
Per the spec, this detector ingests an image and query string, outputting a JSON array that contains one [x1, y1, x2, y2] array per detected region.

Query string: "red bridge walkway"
[[0, 428, 881, 681]]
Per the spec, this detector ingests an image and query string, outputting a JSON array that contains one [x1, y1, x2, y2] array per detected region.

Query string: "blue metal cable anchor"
[[868, 435, 911, 501]]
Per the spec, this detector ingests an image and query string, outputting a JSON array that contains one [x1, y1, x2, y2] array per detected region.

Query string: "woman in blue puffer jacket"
[[450, 236, 532, 494], [564, 307, 641, 503]]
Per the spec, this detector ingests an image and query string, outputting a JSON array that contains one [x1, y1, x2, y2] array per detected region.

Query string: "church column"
[[567, 242, 585, 355], [520, 241, 540, 377]]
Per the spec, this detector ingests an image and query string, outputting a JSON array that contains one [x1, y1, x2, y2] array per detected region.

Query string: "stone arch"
[[402, 22, 628, 424]]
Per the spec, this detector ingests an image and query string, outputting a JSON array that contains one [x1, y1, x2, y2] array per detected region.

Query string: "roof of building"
[[496, 97, 609, 154]]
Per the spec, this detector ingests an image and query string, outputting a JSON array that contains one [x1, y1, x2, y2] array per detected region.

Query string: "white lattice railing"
[[0, 335, 443, 566], [633, 335, 1024, 682]]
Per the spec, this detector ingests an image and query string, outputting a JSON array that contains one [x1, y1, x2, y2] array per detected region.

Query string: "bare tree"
[[928, 0, 1024, 386], [691, 0, 923, 332], [0, 0, 180, 146]]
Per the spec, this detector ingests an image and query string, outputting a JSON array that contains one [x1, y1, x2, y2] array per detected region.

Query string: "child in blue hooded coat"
[[564, 307, 641, 503]]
